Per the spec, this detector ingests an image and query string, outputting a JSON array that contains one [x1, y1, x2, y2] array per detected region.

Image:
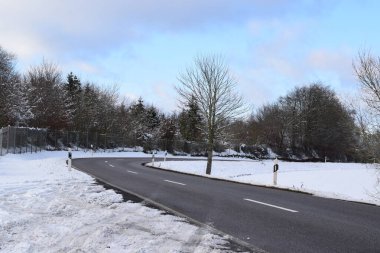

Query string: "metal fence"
[[44, 130, 211, 155], [0, 126, 212, 156], [0, 126, 47, 156], [0, 126, 262, 158]]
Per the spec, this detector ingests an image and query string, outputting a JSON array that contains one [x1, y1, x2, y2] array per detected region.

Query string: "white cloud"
[[0, 0, 353, 111], [74, 61, 100, 74], [123, 91, 140, 103], [0, 0, 330, 60]]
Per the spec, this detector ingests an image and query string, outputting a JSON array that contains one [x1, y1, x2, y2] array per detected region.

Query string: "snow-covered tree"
[[77, 83, 101, 132], [7, 79, 34, 126], [159, 113, 178, 153], [63, 72, 82, 129], [26, 60, 69, 129], [0, 46, 19, 126], [129, 97, 148, 146], [96, 85, 119, 134], [127, 98, 163, 150]]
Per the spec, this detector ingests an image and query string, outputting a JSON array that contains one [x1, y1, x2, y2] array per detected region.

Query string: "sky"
[[1, 0, 380, 113]]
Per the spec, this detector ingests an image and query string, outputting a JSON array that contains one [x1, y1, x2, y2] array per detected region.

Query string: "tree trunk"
[[206, 141, 213, 175]]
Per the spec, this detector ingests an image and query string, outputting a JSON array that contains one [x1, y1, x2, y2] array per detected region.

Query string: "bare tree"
[[177, 55, 245, 174], [26, 60, 69, 129], [354, 50, 380, 114], [353, 50, 380, 164]]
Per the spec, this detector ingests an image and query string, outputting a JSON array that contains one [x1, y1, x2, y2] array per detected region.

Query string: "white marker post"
[[152, 152, 155, 166], [164, 150, 167, 162], [273, 157, 279, 185], [67, 148, 72, 171]]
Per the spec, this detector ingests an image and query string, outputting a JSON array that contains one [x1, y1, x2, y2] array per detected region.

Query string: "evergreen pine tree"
[[179, 95, 202, 141], [8, 78, 34, 126], [64, 72, 82, 129]]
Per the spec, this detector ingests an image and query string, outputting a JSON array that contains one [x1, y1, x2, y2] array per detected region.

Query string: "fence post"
[[30, 129, 32, 154], [86, 131, 89, 151], [95, 132, 98, 149], [7, 125, 10, 154], [0, 127, 2, 156], [76, 131, 79, 151], [105, 133, 107, 151], [19, 131, 22, 154], [13, 127, 16, 154]]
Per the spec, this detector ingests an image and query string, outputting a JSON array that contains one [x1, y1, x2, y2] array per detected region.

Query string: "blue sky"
[[1, 0, 380, 113]]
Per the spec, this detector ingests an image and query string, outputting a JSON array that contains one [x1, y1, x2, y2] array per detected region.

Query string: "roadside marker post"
[[164, 150, 167, 162], [67, 148, 72, 171], [152, 152, 155, 166], [273, 157, 279, 185]]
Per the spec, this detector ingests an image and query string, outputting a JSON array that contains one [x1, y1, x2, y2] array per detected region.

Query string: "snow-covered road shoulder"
[[0, 152, 230, 253], [146, 159, 380, 206]]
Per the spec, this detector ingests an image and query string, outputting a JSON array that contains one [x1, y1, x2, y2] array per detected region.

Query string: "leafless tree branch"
[[354, 50, 380, 114], [176, 54, 246, 174]]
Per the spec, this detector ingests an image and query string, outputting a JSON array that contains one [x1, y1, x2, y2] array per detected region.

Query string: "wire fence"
[[0, 126, 212, 156], [0, 126, 267, 158], [0, 126, 46, 156]]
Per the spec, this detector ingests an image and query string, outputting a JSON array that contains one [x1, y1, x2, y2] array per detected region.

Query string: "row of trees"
[[1, 45, 380, 170], [0, 46, 207, 153], [227, 84, 358, 161]]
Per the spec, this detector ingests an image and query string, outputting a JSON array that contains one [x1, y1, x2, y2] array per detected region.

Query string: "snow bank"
[[147, 160, 380, 206], [0, 152, 230, 252]]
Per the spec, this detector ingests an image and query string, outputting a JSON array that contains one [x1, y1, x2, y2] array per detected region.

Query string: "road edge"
[[72, 164, 267, 253], [144, 163, 379, 207]]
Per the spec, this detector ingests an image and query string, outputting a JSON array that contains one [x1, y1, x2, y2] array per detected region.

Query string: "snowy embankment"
[[147, 159, 380, 206], [0, 151, 229, 253]]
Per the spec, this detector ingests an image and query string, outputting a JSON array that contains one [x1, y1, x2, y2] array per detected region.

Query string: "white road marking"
[[108, 164, 115, 167], [127, 170, 138, 174], [164, 180, 186, 186], [244, 198, 299, 213], [105, 161, 108, 163]]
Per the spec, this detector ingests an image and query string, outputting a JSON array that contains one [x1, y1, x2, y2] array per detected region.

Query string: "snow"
[[2, 150, 378, 252], [0, 151, 230, 253], [266, 148, 277, 159], [218, 149, 242, 156], [147, 160, 380, 206]]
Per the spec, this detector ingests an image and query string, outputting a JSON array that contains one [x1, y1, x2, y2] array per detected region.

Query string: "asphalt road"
[[73, 157, 380, 253]]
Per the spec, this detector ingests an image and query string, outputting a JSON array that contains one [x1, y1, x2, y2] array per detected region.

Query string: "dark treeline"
[[227, 84, 368, 161], [1, 46, 378, 162]]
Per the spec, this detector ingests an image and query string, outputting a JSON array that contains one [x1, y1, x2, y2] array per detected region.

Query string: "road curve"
[[73, 157, 380, 253]]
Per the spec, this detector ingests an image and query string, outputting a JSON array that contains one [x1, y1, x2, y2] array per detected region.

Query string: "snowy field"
[[148, 159, 380, 206], [2, 151, 379, 253], [0, 151, 232, 253]]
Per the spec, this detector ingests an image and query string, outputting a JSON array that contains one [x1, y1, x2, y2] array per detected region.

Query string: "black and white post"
[[152, 152, 155, 167], [67, 148, 72, 171], [164, 150, 167, 162], [273, 157, 279, 185]]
